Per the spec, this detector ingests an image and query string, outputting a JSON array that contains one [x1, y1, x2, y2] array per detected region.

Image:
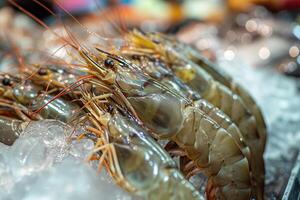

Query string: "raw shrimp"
[[120, 53, 257, 196], [125, 30, 265, 199], [82, 91, 203, 200], [74, 47, 252, 200]]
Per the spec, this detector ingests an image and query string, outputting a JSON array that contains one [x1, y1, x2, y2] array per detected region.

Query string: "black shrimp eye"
[[38, 67, 48, 76], [104, 59, 114, 68], [2, 77, 12, 86]]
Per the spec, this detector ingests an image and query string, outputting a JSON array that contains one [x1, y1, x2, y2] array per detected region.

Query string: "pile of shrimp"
[[0, 1, 267, 200]]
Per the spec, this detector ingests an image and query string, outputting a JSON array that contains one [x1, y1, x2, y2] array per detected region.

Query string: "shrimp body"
[[82, 92, 202, 200], [78, 49, 252, 200], [126, 31, 265, 199], [122, 84, 251, 200], [108, 113, 203, 199], [125, 54, 254, 196], [124, 54, 250, 159]]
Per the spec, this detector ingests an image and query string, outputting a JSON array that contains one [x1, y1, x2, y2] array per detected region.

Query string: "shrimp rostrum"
[[71, 45, 252, 200]]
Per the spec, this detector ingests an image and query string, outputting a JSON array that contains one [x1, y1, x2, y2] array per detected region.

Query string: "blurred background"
[[2, 0, 300, 76], [0, 0, 300, 199]]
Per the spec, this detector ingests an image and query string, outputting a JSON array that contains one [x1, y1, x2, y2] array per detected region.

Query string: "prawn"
[[125, 30, 266, 199]]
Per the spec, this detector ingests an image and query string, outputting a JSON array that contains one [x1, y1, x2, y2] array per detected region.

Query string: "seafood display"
[[0, 2, 273, 200], [75, 47, 253, 199]]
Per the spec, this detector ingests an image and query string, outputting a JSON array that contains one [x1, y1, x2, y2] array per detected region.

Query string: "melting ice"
[[0, 120, 133, 200]]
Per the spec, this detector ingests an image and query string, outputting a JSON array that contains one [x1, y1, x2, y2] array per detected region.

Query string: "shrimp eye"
[[38, 67, 48, 76], [2, 77, 12, 86], [104, 59, 114, 68]]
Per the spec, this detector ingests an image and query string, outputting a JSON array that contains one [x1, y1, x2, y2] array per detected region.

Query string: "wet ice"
[[0, 120, 133, 200]]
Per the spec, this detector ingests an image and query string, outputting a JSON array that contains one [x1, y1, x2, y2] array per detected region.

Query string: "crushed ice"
[[0, 120, 133, 200]]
